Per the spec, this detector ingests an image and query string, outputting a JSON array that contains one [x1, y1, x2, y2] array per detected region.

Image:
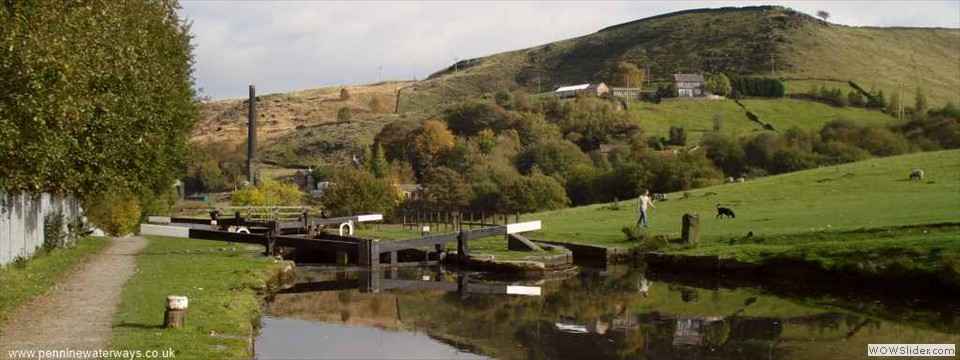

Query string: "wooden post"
[[682, 213, 700, 244], [336, 251, 349, 265], [302, 209, 309, 229], [164, 296, 188, 328]]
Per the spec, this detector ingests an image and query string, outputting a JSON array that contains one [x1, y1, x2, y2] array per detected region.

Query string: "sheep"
[[727, 177, 735, 183], [910, 169, 924, 181], [736, 177, 746, 183]]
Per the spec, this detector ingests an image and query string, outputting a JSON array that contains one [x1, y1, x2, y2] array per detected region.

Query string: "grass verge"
[[110, 236, 281, 359], [0, 237, 109, 325]]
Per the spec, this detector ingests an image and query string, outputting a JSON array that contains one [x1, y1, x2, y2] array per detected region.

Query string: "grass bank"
[[110, 236, 282, 359], [0, 237, 109, 325], [523, 149, 960, 248]]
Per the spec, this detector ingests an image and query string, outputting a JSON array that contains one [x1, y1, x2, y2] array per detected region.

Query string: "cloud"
[[180, 1, 959, 99]]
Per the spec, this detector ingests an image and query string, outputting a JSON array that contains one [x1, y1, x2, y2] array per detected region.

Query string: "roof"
[[673, 73, 705, 83], [554, 84, 591, 92]]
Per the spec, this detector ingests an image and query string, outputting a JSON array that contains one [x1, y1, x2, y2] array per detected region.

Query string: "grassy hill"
[[407, 6, 959, 107], [190, 5, 957, 168], [521, 149, 960, 247]]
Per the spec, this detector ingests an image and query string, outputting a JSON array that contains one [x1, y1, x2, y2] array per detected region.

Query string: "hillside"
[[190, 5, 957, 168], [520, 149, 960, 247], [407, 6, 959, 107]]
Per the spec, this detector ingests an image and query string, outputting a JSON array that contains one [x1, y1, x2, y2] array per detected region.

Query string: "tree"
[[515, 139, 591, 181], [321, 168, 399, 216], [340, 88, 351, 100], [608, 62, 644, 88], [337, 107, 352, 122], [816, 10, 830, 21], [367, 143, 388, 178], [84, 191, 142, 236], [1, 1, 196, 199], [443, 100, 512, 136], [704, 73, 732, 96], [501, 172, 569, 213], [422, 167, 472, 211], [412, 120, 456, 178]]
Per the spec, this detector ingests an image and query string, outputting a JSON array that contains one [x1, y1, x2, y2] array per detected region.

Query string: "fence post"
[[457, 231, 469, 262], [681, 213, 700, 244]]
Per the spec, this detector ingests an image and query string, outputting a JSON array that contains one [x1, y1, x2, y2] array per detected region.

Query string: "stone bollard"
[[165, 295, 188, 328], [681, 214, 700, 245]]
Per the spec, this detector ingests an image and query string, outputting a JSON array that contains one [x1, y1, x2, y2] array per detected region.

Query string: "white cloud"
[[180, 1, 960, 99]]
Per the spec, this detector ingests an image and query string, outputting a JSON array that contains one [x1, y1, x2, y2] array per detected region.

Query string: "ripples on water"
[[256, 266, 960, 360]]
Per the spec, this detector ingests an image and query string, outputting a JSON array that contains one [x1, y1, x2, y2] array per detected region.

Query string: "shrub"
[[856, 128, 912, 156], [501, 171, 569, 213], [231, 180, 304, 206], [704, 73, 732, 96], [321, 168, 399, 216], [730, 77, 785, 97], [43, 210, 66, 250], [85, 191, 142, 236], [337, 107, 352, 122], [701, 133, 747, 176], [847, 90, 866, 107], [494, 90, 513, 109], [340, 88, 351, 100]]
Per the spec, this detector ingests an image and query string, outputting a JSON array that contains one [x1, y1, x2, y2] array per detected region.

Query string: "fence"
[[0, 192, 83, 266]]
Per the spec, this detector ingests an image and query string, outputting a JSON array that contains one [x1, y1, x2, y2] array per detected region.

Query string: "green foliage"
[[704, 73, 732, 96], [231, 180, 304, 207], [321, 168, 399, 216], [443, 101, 512, 136], [701, 133, 747, 176], [604, 61, 644, 88], [515, 139, 590, 180], [554, 97, 640, 151], [494, 90, 513, 109], [0, 1, 196, 197], [43, 211, 66, 250], [337, 107, 353, 122], [731, 77, 785, 97], [501, 171, 570, 213], [366, 143, 388, 178], [915, 87, 929, 117], [422, 167, 472, 211], [84, 191, 142, 236]]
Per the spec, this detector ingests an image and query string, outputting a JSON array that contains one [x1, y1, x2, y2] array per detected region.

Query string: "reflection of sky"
[[256, 316, 489, 360]]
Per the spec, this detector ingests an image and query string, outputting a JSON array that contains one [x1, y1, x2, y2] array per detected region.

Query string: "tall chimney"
[[247, 84, 257, 184]]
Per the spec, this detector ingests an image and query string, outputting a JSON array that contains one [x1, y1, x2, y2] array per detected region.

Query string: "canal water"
[[256, 265, 960, 359]]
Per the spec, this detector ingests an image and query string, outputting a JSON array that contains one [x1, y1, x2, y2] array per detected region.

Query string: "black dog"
[[716, 204, 736, 219]]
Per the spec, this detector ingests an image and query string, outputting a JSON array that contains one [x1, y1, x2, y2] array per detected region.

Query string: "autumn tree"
[[412, 120, 455, 178], [421, 167, 472, 211], [608, 61, 644, 88], [321, 168, 399, 216]]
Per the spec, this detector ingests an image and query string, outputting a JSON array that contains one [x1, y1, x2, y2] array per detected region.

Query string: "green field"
[[0, 237, 109, 324], [628, 98, 897, 143], [521, 149, 960, 247], [111, 237, 281, 359]]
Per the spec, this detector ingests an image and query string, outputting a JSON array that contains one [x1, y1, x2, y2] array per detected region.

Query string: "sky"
[[179, 1, 960, 99]]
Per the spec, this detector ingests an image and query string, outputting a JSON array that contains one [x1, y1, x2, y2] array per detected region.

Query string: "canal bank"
[[109, 236, 292, 359]]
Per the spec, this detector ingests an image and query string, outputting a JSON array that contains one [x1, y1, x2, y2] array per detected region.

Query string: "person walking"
[[636, 189, 655, 228]]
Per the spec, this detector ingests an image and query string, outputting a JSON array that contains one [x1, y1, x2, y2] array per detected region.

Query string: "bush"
[[85, 191, 142, 236], [494, 90, 513, 109], [340, 88, 351, 100], [43, 211, 66, 250], [704, 73, 732, 96], [231, 180, 304, 207], [321, 168, 399, 216], [337, 107, 352, 122], [730, 77, 785, 97]]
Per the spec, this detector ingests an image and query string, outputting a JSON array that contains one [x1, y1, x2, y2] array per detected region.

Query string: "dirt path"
[[0, 236, 147, 359]]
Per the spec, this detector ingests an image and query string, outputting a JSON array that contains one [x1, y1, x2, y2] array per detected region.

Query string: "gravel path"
[[0, 236, 147, 359]]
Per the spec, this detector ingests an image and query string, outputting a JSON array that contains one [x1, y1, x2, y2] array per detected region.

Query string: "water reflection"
[[257, 266, 960, 360]]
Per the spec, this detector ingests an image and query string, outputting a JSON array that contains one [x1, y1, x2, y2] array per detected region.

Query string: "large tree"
[[0, 1, 196, 199]]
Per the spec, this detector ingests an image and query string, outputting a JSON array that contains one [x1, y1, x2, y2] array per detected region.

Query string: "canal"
[[256, 265, 960, 359]]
